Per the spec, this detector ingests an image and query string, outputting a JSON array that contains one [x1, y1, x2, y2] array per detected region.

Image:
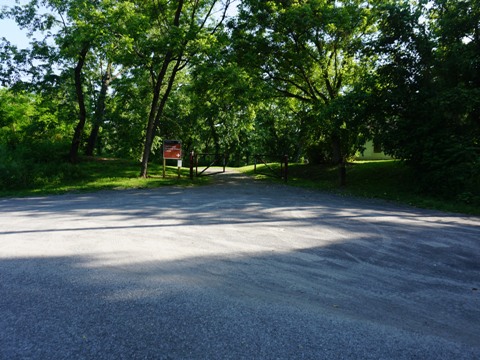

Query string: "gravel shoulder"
[[0, 170, 479, 359]]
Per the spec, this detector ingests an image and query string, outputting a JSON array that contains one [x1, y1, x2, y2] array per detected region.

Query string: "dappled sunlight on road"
[[1, 175, 479, 358]]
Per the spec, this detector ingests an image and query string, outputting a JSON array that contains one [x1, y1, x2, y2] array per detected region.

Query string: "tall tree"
[[366, 0, 479, 198], [84, 59, 126, 157], [231, 0, 376, 184], [187, 31, 260, 160], [130, 0, 234, 177], [2, 0, 132, 162]]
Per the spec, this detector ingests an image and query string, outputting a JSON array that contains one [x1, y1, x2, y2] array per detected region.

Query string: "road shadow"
[[0, 171, 479, 359]]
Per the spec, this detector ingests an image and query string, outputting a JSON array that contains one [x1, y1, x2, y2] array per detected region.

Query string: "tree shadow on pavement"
[[0, 173, 479, 359]]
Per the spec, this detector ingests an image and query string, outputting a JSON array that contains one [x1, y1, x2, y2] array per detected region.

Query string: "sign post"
[[163, 140, 182, 178]]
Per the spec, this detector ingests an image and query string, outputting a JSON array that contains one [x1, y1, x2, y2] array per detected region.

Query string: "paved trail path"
[[1, 170, 479, 359]]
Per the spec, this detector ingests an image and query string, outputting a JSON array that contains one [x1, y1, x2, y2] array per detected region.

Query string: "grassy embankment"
[[241, 160, 480, 216], [0, 157, 208, 198], [1, 158, 478, 215]]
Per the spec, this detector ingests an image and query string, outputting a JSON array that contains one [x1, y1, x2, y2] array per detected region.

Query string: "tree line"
[[0, 0, 478, 201]]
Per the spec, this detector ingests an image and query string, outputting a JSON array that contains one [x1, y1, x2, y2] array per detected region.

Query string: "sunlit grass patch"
[[0, 157, 209, 197]]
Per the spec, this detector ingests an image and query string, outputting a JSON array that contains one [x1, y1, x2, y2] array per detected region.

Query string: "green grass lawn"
[[1, 157, 478, 216], [241, 160, 480, 216], [0, 157, 209, 197]]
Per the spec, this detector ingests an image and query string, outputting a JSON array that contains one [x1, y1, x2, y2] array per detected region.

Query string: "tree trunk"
[[139, 0, 185, 178], [139, 53, 173, 178], [85, 62, 112, 157], [331, 134, 346, 186], [208, 117, 220, 156], [69, 45, 90, 163], [140, 55, 184, 177], [339, 160, 346, 187]]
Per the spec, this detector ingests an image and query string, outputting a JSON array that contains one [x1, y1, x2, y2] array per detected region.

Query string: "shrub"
[[0, 139, 75, 191]]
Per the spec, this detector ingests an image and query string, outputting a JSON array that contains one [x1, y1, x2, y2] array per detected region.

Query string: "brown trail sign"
[[163, 140, 182, 159], [163, 140, 182, 178]]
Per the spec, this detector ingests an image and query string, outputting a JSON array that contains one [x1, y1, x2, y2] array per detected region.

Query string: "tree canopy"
[[0, 0, 478, 201]]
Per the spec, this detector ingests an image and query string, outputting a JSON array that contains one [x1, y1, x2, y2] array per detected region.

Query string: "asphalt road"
[[0, 170, 479, 359]]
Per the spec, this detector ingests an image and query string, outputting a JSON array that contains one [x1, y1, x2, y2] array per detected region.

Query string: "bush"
[[0, 139, 77, 191], [413, 139, 480, 205], [305, 142, 331, 165]]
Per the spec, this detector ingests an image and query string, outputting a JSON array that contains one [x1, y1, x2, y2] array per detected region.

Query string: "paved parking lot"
[[1, 171, 479, 359]]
